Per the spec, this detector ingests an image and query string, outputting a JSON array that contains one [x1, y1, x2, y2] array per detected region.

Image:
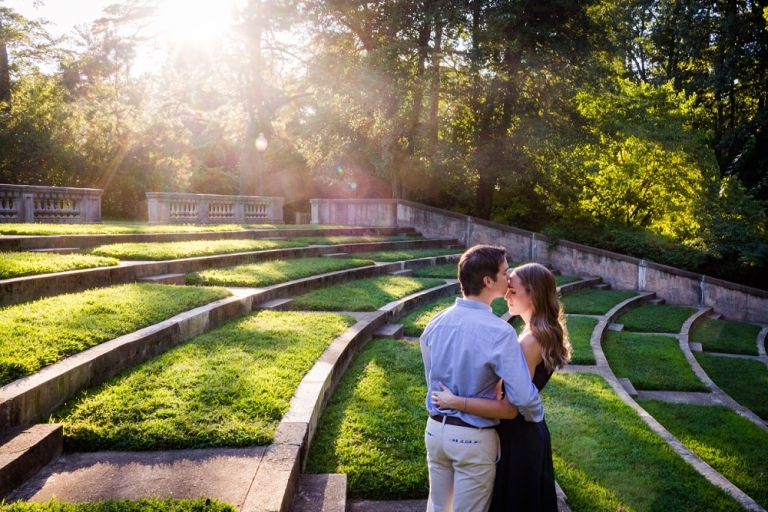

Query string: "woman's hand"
[[431, 382, 460, 410]]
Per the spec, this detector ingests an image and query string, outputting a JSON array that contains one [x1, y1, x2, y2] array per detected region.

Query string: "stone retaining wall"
[[0, 185, 102, 224], [308, 198, 768, 323]]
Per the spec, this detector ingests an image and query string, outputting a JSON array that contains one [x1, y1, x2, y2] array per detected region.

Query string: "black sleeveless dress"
[[489, 361, 557, 512]]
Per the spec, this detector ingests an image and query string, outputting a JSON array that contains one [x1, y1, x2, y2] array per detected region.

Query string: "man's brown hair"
[[458, 245, 507, 296]]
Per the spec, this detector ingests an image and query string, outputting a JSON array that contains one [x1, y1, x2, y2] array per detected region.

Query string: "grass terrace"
[[566, 316, 599, 365], [412, 264, 459, 279], [0, 498, 237, 512], [306, 338, 428, 500], [0, 252, 118, 279], [0, 284, 230, 386], [545, 372, 741, 511], [290, 235, 418, 245], [399, 295, 509, 337], [186, 257, 375, 287], [695, 353, 768, 419], [561, 289, 638, 315], [615, 304, 698, 333], [56, 311, 355, 451], [0, 223, 350, 236], [555, 275, 583, 286], [640, 401, 768, 509], [690, 317, 762, 355], [292, 276, 446, 312], [352, 249, 462, 262], [84, 239, 306, 260], [603, 332, 709, 392]]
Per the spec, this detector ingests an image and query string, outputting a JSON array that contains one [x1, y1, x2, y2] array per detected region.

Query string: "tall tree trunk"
[[428, 16, 443, 146], [0, 19, 11, 111], [240, 0, 266, 196]]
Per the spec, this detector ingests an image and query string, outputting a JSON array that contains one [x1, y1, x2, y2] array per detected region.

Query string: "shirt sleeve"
[[420, 330, 432, 399], [490, 328, 544, 422]]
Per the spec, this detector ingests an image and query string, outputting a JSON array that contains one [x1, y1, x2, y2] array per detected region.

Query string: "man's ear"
[[483, 275, 494, 289]]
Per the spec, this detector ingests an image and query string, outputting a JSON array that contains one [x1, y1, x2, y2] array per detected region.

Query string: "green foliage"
[[84, 239, 306, 260], [603, 332, 709, 392], [615, 304, 698, 334], [306, 338, 429, 499], [0, 252, 118, 279], [640, 401, 768, 510], [560, 289, 638, 315], [0, 284, 231, 386], [56, 311, 355, 451], [187, 258, 375, 287], [352, 249, 463, 262], [690, 317, 761, 356], [566, 315, 598, 365], [293, 276, 446, 312], [546, 372, 742, 511], [695, 353, 768, 420], [0, 498, 237, 512]]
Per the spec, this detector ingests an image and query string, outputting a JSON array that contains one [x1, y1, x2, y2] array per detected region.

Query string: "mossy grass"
[[695, 353, 768, 419], [306, 338, 428, 499], [560, 289, 638, 315], [352, 249, 462, 262], [639, 400, 768, 509], [603, 331, 709, 391], [690, 317, 761, 355], [566, 315, 598, 365], [186, 257, 375, 287], [0, 498, 236, 511], [0, 284, 231, 386], [546, 372, 741, 511], [84, 239, 307, 260], [615, 304, 698, 333], [56, 311, 355, 451], [290, 235, 416, 245], [0, 252, 118, 279], [293, 276, 446, 312]]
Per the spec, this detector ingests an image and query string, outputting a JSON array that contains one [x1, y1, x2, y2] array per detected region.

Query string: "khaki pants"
[[425, 417, 499, 512]]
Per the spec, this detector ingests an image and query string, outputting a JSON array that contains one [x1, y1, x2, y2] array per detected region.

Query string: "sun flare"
[[154, 0, 236, 45]]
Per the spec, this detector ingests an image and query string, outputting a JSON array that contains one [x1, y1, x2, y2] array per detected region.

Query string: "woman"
[[432, 262, 571, 512]]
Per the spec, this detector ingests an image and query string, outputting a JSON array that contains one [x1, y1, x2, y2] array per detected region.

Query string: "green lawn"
[[291, 236, 416, 245], [293, 276, 446, 312], [640, 401, 768, 509], [616, 304, 698, 333], [695, 353, 768, 419], [567, 315, 598, 365], [56, 311, 355, 451], [561, 289, 638, 315], [603, 332, 709, 391], [0, 284, 231, 386], [412, 264, 458, 279], [351, 249, 462, 262], [0, 498, 236, 512], [690, 317, 761, 355], [397, 295, 509, 337], [84, 239, 307, 260], [0, 252, 118, 279], [556, 275, 583, 286], [306, 338, 428, 500], [186, 257, 375, 287], [546, 372, 742, 511]]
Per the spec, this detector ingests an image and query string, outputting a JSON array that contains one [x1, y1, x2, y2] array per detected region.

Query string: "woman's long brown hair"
[[513, 263, 572, 372]]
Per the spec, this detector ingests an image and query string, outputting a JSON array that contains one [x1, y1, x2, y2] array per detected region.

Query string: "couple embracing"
[[420, 245, 571, 512]]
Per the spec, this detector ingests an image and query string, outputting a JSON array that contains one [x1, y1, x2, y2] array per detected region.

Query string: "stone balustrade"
[[0, 184, 102, 224], [146, 192, 284, 225]]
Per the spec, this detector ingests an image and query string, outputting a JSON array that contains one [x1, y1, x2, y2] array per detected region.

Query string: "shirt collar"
[[455, 297, 492, 312]]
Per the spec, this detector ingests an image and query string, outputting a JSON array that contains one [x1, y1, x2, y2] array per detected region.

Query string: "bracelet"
[[462, 396, 467, 412]]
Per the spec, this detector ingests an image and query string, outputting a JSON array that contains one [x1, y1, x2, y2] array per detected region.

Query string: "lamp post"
[[255, 133, 268, 196]]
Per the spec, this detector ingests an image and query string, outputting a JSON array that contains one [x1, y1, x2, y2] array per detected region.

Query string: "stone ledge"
[[373, 324, 404, 339], [136, 274, 186, 285], [291, 474, 347, 512], [0, 424, 62, 498], [558, 277, 602, 296]]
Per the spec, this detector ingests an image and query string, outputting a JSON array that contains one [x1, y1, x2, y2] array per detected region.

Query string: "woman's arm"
[[432, 382, 519, 419]]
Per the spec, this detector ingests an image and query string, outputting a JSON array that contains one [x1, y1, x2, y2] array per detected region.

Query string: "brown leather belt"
[[430, 414, 481, 429]]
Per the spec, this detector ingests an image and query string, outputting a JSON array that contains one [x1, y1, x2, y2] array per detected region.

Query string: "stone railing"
[[0, 184, 102, 224], [308, 198, 768, 324], [146, 192, 284, 225]]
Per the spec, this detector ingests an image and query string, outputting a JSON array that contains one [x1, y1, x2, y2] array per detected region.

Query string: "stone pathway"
[[636, 390, 724, 406]]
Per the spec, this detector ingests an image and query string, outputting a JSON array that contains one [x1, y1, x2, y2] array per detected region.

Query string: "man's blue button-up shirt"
[[420, 298, 544, 427]]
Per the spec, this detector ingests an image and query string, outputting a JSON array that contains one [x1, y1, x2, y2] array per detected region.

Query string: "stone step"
[[708, 313, 723, 320], [395, 227, 417, 234], [349, 500, 426, 512], [254, 298, 295, 311], [592, 283, 611, 291], [647, 298, 666, 305], [291, 474, 347, 512], [402, 233, 422, 238], [373, 324, 404, 340], [607, 323, 624, 332], [0, 424, 63, 498], [550, 269, 562, 276], [541, 263, 554, 270], [617, 378, 639, 399], [387, 269, 413, 277], [322, 253, 349, 259], [136, 274, 186, 285], [260, 237, 288, 241], [689, 342, 703, 353], [28, 248, 80, 255], [443, 244, 466, 250]]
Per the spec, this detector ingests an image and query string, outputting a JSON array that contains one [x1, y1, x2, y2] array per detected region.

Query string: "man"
[[420, 245, 544, 512]]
